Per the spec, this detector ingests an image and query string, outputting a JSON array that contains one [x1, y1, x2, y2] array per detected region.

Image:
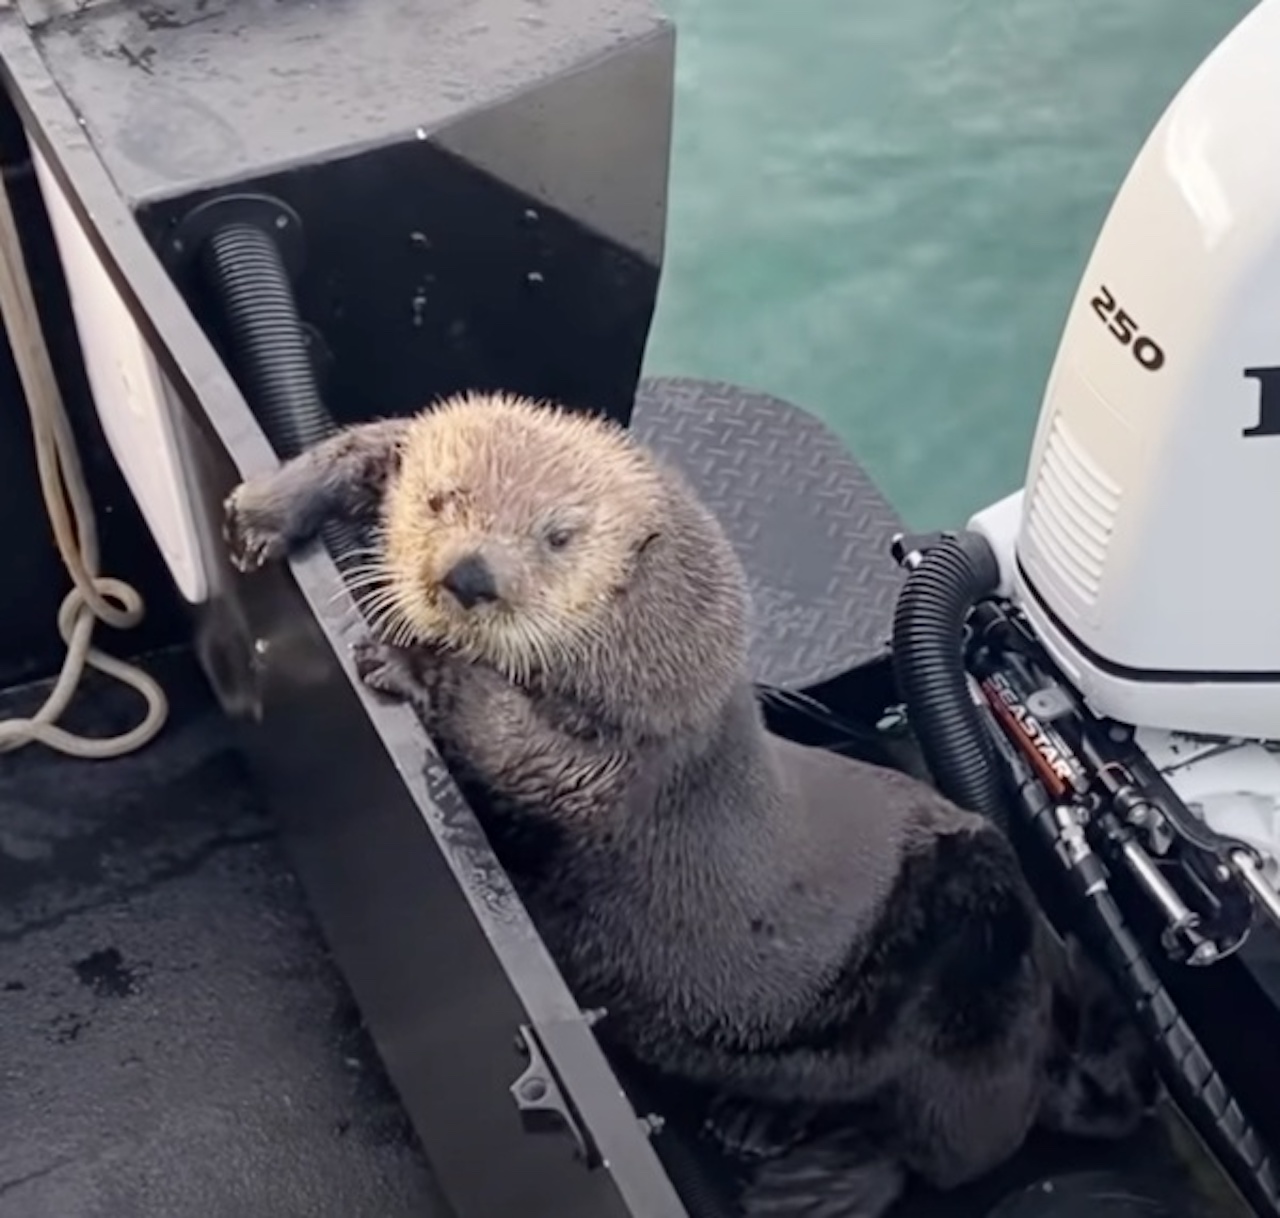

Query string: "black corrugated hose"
[[197, 217, 740, 1218], [1000, 727, 1280, 1218], [198, 221, 362, 566], [1089, 887, 1280, 1217], [654, 1128, 742, 1218], [890, 530, 1007, 825], [614, 1067, 741, 1218], [893, 531, 1280, 1218]]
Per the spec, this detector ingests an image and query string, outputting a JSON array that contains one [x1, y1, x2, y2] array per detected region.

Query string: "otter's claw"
[[223, 482, 289, 573], [703, 1097, 813, 1163], [352, 638, 418, 703]]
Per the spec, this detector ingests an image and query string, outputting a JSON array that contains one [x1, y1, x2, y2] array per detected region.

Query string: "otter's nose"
[[441, 553, 499, 609]]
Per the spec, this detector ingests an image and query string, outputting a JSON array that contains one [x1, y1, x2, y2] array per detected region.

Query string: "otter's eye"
[[545, 525, 575, 551]]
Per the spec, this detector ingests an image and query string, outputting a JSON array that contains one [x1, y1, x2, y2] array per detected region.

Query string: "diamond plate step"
[[631, 376, 906, 691]]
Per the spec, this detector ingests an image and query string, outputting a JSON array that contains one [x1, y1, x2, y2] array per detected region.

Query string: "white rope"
[[0, 153, 167, 757]]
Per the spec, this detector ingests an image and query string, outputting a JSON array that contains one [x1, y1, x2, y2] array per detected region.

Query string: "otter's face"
[[373, 395, 664, 679]]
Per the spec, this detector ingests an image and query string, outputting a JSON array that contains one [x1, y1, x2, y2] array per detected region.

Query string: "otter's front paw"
[[223, 480, 290, 573], [351, 638, 419, 704], [703, 1097, 813, 1163]]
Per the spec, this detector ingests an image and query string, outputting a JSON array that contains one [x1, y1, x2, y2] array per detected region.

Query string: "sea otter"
[[223, 391, 1153, 1214]]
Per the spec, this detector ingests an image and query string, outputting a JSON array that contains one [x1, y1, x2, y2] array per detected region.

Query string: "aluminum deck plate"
[[631, 376, 906, 690]]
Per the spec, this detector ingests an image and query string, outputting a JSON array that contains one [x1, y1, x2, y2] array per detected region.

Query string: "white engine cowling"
[[993, 0, 1280, 743]]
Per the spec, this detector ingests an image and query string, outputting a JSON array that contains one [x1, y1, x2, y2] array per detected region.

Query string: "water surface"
[[644, 1, 1258, 526]]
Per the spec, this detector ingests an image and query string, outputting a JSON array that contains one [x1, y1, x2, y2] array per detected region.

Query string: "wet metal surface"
[[25, 0, 670, 221], [0, 648, 453, 1218]]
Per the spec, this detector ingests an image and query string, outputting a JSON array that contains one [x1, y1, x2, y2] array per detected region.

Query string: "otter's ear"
[[619, 530, 661, 588], [635, 531, 662, 558]]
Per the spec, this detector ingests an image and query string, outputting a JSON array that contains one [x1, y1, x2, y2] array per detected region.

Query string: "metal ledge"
[[20, 0, 673, 264]]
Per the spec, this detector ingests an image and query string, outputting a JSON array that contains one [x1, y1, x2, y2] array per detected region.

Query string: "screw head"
[[520, 1078, 548, 1104]]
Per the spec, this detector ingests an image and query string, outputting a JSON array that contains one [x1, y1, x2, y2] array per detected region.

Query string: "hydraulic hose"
[[892, 528, 1280, 1213], [656, 1130, 741, 1218], [996, 723, 1280, 1218], [891, 530, 1006, 825], [616, 1068, 741, 1218], [1090, 888, 1280, 1217], [197, 220, 362, 566]]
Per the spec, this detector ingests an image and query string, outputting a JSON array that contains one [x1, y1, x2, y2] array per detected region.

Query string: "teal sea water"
[[642, 1, 1259, 528]]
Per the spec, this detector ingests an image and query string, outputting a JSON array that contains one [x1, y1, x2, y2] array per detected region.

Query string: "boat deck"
[[0, 647, 1248, 1218], [0, 649, 452, 1218]]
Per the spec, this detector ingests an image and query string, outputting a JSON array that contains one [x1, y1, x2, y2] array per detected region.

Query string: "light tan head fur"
[[371, 392, 672, 682]]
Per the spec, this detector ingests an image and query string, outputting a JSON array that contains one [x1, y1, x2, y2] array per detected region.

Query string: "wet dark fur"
[[224, 396, 1155, 1215]]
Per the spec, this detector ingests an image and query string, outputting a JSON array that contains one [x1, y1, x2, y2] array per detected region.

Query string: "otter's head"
[[375, 392, 670, 682]]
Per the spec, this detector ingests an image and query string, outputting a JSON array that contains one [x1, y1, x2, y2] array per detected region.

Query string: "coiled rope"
[[0, 153, 166, 757]]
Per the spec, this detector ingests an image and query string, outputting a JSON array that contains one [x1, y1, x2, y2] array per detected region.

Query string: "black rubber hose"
[[654, 1130, 742, 1218], [198, 218, 736, 1218], [891, 530, 1006, 824], [616, 1068, 741, 1218], [198, 221, 362, 565], [996, 721, 1280, 1218], [1088, 887, 1280, 1218]]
